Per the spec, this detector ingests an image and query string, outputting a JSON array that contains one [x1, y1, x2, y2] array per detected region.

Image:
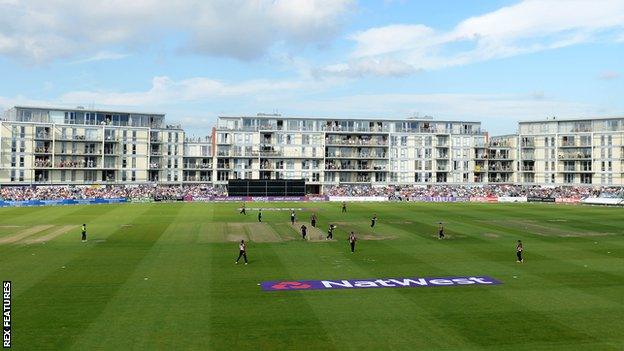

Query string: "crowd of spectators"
[[0, 184, 622, 202], [323, 184, 623, 200], [323, 185, 397, 197], [0, 185, 226, 201]]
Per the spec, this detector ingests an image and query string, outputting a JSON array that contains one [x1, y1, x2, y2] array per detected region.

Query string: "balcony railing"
[[258, 151, 283, 157], [34, 148, 52, 154], [521, 153, 535, 160], [54, 135, 97, 141], [324, 126, 389, 133], [325, 165, 386, 171], [184, 164, 212, 169], [34, 133, 52, 140], [488, 154, 510, 160], [488, 167, 513, 172], [325, 153, 387, 158], [69, 135, 102, 141], [559, 153, 591, 160], [559, 141, 591, 147], [33, 161, 52, 168], [558, 166, 593, 172], [54, 162, 98, 169], [488, 141, 512, 148], [325, 139, 388, 146]]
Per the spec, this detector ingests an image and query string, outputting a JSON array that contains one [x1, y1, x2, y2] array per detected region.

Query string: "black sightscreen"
[[228, 179, 305, 196]]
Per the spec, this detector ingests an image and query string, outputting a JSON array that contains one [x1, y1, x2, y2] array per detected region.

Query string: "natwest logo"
[[261, 276, 502, 291], [270, 281, 312, 290]]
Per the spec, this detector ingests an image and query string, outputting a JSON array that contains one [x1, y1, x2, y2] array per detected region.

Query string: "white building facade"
[[0, 106, 184, 185], [1, 107, 622, 189], [518, 117, 624, 186], [213, 115, 487, 192]]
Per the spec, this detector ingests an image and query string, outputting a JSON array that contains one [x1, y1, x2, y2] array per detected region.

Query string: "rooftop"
[[218, 114, 481, 124], [10, 105, 166, 117], [519, 116, 623, 123]]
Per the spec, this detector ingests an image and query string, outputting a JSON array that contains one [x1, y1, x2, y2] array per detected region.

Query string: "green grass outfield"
[[1, 202, 623, 350]]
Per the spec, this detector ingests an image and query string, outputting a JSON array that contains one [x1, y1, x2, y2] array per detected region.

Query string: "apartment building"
[[1, 106, 622, 188], [148, 127, 185, 183], [213, 115, 487, 192], [183, 136, 213, 183], [0, 106, 184, 184], [518, 117, 623, 186], [486, 134, 518, 184]]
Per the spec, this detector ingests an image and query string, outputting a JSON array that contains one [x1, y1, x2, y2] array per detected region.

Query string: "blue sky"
[[0, 0, 623, 136]]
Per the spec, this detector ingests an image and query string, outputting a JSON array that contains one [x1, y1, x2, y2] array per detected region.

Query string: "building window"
[[564, 173, 575, 184]]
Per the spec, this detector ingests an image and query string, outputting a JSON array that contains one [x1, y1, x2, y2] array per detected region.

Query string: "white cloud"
[[0, 0, 353, 63], [350, 24, 436, 58], [0, 94, 67, 114], [598, 70, 621, 80], [58, 75, 322, 106], [326, 0, 624, 76], [70, 51, 129, 64], [317, 57, 417, 77]]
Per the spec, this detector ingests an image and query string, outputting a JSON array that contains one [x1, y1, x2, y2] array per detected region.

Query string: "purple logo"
[[261, 276, 501, 291], [270, 281, 312, 290]]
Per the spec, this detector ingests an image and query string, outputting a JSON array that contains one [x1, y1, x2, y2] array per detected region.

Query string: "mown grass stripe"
[[11, 204, 181, 350]]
